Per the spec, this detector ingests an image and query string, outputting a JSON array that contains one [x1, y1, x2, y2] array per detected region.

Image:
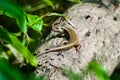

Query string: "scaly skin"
[[36, 26, 81, 57]]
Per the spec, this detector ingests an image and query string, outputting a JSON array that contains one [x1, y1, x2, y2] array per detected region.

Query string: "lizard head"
[[52, 26, 64, 33]]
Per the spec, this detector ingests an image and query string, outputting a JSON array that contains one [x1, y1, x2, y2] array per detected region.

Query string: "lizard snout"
[[53, 27, 64, 33]]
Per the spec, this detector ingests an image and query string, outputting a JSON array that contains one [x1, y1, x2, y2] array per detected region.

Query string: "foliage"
[[61, 68, 82, 80], [0, 0, 119, 80], [88, 61, 110, 80], [0, 0, 82, 79], [0, 0, 27, 33], [0, 58, 46, 80], [0, 27, 38, 67], [61, 61, 110, 80], [0, 58, 26, 80]]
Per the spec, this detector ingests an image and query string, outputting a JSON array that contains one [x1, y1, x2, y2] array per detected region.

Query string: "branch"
[[34, 1, 120, 80]]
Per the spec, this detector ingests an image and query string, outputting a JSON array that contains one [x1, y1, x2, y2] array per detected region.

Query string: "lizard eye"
[[56, 27, 59, 29], [54, 27, 63, 32], [56, 27, 62, 30]]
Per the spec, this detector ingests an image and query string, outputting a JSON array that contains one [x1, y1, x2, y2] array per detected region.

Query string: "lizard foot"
[[75, 43, 82, 54]]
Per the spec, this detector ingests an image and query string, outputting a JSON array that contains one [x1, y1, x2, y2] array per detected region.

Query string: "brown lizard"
[[36, 26, 81, 57]]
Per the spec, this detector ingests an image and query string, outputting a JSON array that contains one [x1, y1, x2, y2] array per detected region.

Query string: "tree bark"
[[34, 0, 120, 80]]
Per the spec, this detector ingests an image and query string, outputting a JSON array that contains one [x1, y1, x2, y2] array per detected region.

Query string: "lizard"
[[36, 26, 82, 57]]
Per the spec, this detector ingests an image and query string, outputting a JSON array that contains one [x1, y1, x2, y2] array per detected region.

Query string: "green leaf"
[[0, 27, 38, 67], [67, 0, 81, 3], [6, 44, 24, 63], [0, 10, 4, 15], [62, 68, 82, 80], [42, 0, 55, 9], [27, 14, 43, 33], [0, 58, 26, 80], [34, 76, 47, 80], [88, 61, 110, 80], [0, 0, 27, 33], [0, 45, 9, 60]]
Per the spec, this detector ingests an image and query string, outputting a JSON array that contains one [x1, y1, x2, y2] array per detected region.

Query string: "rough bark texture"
[[34, 1, 120, 80]]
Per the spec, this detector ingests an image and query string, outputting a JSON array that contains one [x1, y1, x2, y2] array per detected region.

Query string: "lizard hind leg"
[[74, 43, 82, 53]]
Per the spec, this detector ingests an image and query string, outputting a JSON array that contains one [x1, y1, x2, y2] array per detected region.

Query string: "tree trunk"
[[34, 0, 120, 80]]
